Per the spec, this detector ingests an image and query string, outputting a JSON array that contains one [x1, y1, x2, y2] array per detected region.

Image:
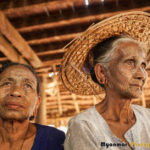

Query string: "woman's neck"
[[96, 92, 135, 124], [0, 118, 30, 143]]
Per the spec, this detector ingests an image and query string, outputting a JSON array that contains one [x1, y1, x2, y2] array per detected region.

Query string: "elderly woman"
[[60, 11, 150, 150], [0, 63, 65, 150]]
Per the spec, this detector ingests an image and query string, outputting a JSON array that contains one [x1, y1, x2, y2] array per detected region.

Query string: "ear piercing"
[[100, 79, 103, 83], [29, 115, 35, 120]]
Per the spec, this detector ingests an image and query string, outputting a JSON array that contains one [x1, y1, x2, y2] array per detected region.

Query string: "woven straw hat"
[[60, 11, 150, 95]]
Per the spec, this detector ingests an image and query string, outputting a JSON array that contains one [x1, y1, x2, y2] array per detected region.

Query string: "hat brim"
[[60, 11, 150, 95]]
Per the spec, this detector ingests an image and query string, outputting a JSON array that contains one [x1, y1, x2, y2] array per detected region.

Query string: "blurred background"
[[0, 0, 150, 133]]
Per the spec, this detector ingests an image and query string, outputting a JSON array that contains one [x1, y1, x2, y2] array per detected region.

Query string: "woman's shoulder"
[[32, 124, 65, 150], [131, 104, 150, 119], [71, 106, 96, 119], [68, 106, 101, 128], [132, 104, 150, 112], [34, 123, 65, 138]]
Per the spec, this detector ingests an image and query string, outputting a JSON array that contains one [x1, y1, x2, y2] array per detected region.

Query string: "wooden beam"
[[47, 116, 71, 127], [0, 34, 28, 64], [28, 33, 79, 45], [17, 6, 150, 33], [37, 49, 66, 56], [43, 59, 62, 67], [36, 64, 61, 74], [0, 57, 8, 61], [47, 105, 77, 109], [46, 105, 59, 109], [47, 116, 71, 120], [35, 66, 52, 73], [18, 16, 91, 33], [46, 108, 68, 114], [3, 0, 107, 19], [46, 96, 104, 104], [46, 97, 94, 102], [0, 12, 42, 68], [3, 1, 74, 18], [47, 101, 75, 105], [37, 72, 49, 77], [25, 6, 150, 46]]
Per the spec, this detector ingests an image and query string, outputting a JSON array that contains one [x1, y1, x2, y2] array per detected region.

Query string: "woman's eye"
[[3, 82, 11, 86], [126, 59, 135, 66], [25, 83, 32, 89]]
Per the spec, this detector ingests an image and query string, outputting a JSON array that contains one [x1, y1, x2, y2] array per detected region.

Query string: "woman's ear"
[[33, 96, 41, 118], [94, 63, 106, 84]]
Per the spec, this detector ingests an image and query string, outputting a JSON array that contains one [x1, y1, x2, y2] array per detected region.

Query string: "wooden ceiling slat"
[[47, 105, 76, 109], [37, 49, 66, 56], [0, 12, 43, 68], [47, 116, 71, 121], [36, 66, 52, 73], [0, 34, 28, 64], [3, 1, 73, 19], [46, 95, 104, 101], [3, 0, 112, 19], [38, 59, 62, 68], [0, 57, 8, 61], [46, 100, 94, 105], [17, 6, 150, 34], [27, 33, 80, 45]]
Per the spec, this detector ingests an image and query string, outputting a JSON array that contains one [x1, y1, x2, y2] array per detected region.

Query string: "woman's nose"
[[10, 85, 22, 97], [135, 66, 147, 81]]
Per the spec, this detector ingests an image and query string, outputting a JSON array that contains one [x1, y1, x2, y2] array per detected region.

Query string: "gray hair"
[[90, 35, 147, 89], [94, 35, 147, 69]]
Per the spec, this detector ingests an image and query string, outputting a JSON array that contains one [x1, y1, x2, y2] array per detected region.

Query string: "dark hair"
[[90, 35, 132, 89], [0, 63, 40, 95]]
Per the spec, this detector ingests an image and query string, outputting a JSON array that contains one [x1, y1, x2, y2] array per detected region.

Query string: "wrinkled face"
[[106, 41, 148, 99], [0, 65, 39, 121]]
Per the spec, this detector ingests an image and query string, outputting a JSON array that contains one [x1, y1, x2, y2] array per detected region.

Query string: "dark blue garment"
[[31, 123, 65, 150]]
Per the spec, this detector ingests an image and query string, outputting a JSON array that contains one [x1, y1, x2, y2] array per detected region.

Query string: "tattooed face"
[[0, 65, 39, 121]]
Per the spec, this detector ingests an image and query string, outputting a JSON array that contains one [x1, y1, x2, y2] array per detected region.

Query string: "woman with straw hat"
[[60, 11, 150, 150]]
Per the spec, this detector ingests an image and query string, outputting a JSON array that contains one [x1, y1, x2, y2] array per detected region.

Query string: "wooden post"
[[72, 94, 80, 113], [36, 75, 47, 125], [142, 89, 146, 107], [93, 95, 97, 105], [53, 65, 63, 115]]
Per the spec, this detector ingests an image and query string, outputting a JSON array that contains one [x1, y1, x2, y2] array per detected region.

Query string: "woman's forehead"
[[0, 65, 37, 83], [114, 41, 147, 59]]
